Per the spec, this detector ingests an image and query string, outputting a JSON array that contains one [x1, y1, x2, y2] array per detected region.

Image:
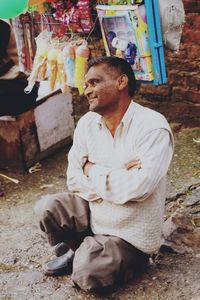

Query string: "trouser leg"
[[38, 192, 91, 249], [72, 235, 150, 291]]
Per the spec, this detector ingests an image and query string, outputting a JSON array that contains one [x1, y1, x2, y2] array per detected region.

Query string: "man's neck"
[[103, 98, 132, 137]]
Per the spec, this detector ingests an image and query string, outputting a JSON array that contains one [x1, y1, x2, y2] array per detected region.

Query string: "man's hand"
[[83, 160, 95, 177], [125, 159, 141, 170]]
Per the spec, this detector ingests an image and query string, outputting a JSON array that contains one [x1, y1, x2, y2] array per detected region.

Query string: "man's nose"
[[84, 85, 93, 97]]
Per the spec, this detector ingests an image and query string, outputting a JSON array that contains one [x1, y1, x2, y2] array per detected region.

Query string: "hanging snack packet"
[[25, 32, 50, 93], [77, 0, 94, 33], [57, 50, 68, 94], [74, 41, 90, 95], [63, 43, 76, 87], [47, 47, 58, 91]]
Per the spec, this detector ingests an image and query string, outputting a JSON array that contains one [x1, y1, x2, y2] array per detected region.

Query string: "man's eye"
[[84, 79, 100, 89], [91, 80, 99, 86]]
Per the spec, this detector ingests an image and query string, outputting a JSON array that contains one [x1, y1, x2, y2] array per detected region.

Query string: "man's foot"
[[53, 242, 69, 257], [43, 249, 75, 276]]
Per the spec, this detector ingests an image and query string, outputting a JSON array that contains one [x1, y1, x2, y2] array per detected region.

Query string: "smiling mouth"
[[88, 97, 97, 103]]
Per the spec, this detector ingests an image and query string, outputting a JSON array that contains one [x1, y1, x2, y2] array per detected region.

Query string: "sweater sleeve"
[[88, 128, 173, 204], [67, 120, 101, 201]]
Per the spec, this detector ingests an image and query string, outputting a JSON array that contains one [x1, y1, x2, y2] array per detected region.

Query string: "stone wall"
[[73, 1, 200, 127]]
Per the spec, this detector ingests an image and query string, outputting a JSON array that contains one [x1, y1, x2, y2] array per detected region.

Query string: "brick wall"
[[135, 0, 200, 127], [73, 1, 200, 127]]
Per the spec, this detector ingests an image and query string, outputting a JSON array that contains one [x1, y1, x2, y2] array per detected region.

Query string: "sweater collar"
[[96, 100, 136, 130]]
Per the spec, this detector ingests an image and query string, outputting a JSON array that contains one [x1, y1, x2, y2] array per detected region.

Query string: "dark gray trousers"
[[37, 192, 149, 291]]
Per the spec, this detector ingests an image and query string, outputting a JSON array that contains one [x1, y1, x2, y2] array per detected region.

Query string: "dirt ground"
[[0, 126, 200, 300]]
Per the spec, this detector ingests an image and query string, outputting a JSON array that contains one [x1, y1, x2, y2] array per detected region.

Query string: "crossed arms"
[[67, 124, 173, 205]]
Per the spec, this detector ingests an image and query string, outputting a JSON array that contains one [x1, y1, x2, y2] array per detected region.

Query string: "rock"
[[161, 210, 200, 254], [184, 186, 200, 207]]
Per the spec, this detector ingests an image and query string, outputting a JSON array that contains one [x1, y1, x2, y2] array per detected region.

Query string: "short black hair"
[[88, 56, 137, 97]]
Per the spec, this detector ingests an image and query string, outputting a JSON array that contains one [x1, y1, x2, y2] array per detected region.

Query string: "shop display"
[[97, 0, 167, 84], [97, 5, 154, 82], [50, 0, 94, 33], [11, 0, 185, 91], [25, 31, 90, 95], [27, 0, 94, 33]]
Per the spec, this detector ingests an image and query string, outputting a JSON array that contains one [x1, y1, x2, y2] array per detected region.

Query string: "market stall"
[[0, 0, 185, 87], [0, 0, 185, 172]]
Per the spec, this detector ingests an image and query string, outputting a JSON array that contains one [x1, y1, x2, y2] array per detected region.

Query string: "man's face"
[[84, 64, 121, 114]]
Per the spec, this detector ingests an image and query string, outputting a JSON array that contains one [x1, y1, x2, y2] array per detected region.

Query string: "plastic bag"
[[24, 31, 52, 93], [158, 0, 185, 51]]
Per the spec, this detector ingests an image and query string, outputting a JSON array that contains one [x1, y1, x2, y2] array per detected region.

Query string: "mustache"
[[87, 95, 97, 100]]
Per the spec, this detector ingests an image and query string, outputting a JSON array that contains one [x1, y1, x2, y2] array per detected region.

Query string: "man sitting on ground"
[[36, 56, 174, 292]]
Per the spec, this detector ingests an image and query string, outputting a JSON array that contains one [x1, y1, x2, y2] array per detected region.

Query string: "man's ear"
[[117, 74, 129, 92]]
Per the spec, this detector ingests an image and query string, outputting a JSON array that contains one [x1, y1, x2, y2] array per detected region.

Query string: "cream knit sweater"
[[67, 102, 174, 254]]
